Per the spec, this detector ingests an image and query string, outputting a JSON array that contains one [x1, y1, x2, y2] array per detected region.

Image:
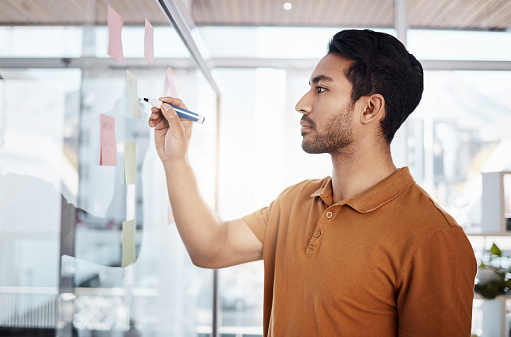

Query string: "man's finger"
[[160, 103, 184, 131], [159, 97, 189, 111]]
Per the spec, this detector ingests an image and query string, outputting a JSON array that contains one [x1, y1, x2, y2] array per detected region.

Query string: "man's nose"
[[295, 91, 312, 115]]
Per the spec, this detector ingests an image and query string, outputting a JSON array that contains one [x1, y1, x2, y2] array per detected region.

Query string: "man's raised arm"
[[148, 97, 262, 268]]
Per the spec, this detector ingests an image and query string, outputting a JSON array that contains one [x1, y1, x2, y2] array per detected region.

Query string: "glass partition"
[[0, 67, 81, 334], [0, 1, 218, 336]]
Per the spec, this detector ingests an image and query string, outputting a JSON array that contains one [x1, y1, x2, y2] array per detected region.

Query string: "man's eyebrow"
[[309, 74, 334, 85]]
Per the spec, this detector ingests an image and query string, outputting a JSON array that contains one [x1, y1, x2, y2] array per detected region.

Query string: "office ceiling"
[[0, 0, 510, 30]]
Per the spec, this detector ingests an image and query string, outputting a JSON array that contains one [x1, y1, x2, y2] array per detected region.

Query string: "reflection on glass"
[[0, 68, 81, 333], [0, 2, 217, 337]]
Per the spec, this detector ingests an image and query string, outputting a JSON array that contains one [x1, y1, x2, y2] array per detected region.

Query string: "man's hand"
[[148, 97, 193, 163]]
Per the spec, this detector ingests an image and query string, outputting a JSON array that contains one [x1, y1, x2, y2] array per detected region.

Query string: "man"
[[148, 29, 476, 336]]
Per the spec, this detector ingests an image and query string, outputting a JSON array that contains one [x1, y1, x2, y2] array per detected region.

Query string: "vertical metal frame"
[[157, 0, 221, 98], [394, 0, 408, 47]]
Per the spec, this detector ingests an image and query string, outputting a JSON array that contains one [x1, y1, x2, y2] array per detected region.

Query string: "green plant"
[[474, 243, 511, 299]]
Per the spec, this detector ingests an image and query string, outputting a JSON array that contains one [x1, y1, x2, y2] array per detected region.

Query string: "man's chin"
[[301, 141, 322, 154]]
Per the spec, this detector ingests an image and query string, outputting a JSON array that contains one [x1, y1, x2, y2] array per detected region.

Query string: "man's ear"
[[360, 94, 385, 125]]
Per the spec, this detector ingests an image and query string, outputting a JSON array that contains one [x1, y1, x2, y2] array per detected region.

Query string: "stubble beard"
[[301, 111, 353, 154]]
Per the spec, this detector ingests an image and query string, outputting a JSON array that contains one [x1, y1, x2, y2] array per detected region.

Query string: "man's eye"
[[316, 86, 326, 93]]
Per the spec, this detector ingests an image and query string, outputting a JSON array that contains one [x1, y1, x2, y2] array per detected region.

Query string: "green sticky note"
[[122, 219, 136, 267], [126, 70, 141, 118], [124, 140, 136, 184]]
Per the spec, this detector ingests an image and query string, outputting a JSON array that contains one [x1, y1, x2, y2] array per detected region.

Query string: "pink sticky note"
[[144, 18, 154, 64], [107, 5, 124, 64], [163, 67, 178, 97], [100, 114, 117, 166]]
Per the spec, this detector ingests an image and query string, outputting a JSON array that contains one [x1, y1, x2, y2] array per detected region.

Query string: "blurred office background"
[[1, 0, 511, 336]]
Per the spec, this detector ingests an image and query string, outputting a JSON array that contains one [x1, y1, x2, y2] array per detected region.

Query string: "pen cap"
[[146, 98, 163, 109]]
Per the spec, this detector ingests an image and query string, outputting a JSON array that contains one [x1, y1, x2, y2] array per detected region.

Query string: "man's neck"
[[330, 144, 397, 203]]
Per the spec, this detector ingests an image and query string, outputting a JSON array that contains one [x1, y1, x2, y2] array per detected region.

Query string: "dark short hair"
[[328, 29, 423, 143]]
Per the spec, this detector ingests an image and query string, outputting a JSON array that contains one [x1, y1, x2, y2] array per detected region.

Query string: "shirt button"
[[325, 211, 333, 219], [314, 230, 321, 238]]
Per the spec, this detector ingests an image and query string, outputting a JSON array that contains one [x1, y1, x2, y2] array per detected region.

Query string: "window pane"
[[199, 26, 396, 59], [408, 30, 511, 61], [409, 71, 511, 231], [0, 26, 83, 58]]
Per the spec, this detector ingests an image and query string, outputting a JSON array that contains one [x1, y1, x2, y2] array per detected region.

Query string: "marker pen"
[[142, 98, 205, 124]]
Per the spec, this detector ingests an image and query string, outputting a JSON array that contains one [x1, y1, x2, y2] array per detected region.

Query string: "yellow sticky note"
[[124, 140, 136, 184], [122, 219, 136, 267], [126, 70, 141, 118]]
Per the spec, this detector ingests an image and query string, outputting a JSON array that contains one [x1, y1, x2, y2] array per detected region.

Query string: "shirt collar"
[[310, 167, 415, 213]]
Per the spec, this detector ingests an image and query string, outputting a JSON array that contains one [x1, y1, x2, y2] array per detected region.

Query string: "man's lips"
[[300, 119, 314, 132]]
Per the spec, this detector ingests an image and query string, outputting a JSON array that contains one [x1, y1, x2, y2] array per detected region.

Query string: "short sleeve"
[[396, 226, 477, 336], [241, 180, 319, 249], [242, 206, 269, 245]]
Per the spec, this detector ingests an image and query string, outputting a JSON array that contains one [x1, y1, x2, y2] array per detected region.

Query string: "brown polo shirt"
[[243, 167, 476, 337]]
